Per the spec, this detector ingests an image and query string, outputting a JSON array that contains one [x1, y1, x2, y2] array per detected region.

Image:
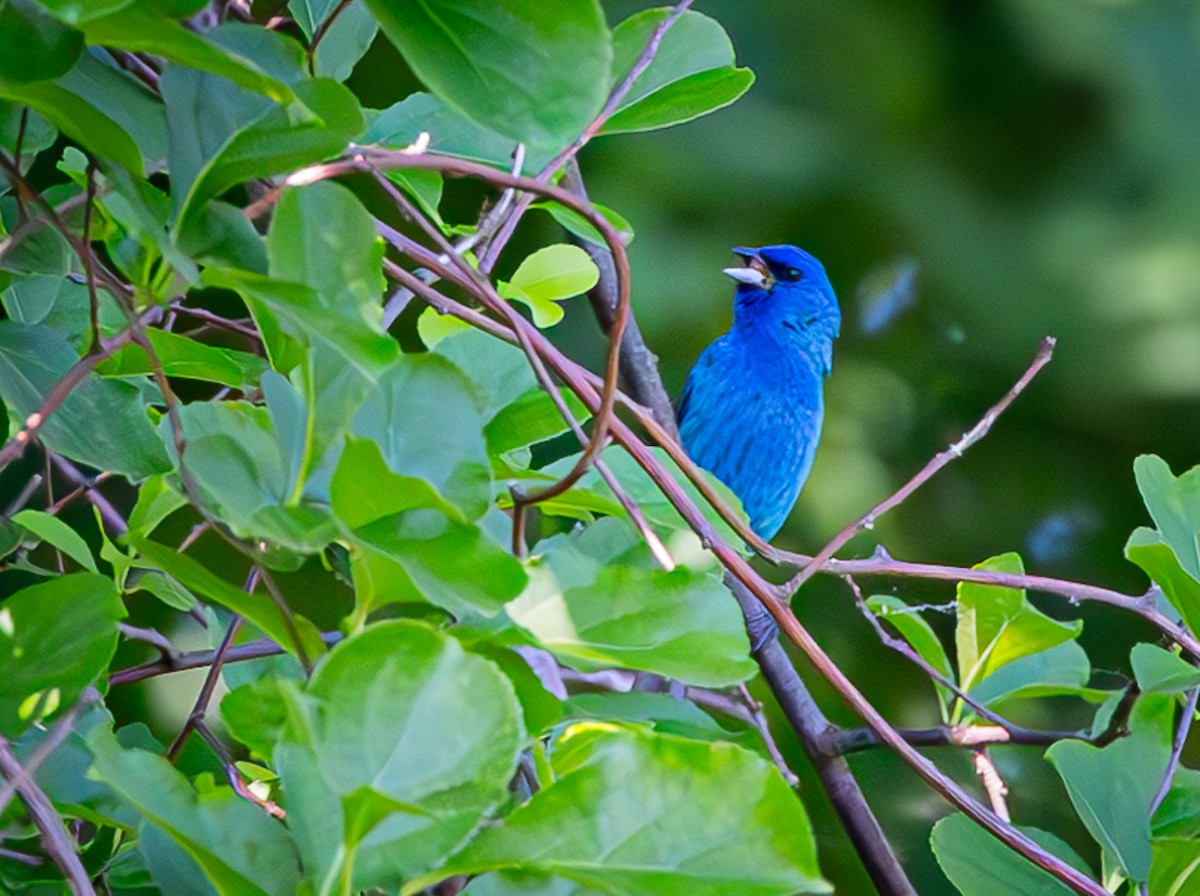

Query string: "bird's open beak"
[[723, 248, 773, 289]]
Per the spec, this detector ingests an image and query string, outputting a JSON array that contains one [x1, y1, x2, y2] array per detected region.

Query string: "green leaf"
[[530, 200, 634, 248], [276, 621, 524, 892], [0, 0, 83, 82], [88, 726, 301, 896], [363, 91, 534, 169], [967, 640, 1094, 706], [0, 76, 141, 173], [11, 508, 97, 571], [1133, 455, 1200, 581], [74, 7, 293, 103], [0, 321, 171, 478], [1125, 526, 1200, 637], [602, 8, 753, 135], [96, 329, 267, 389], [1046, 693, 1175, 881], [417, 305, 472, 347], [485, 387, 589, 461], [0, 572, 123, 735], [347, 509, 527, 620], [127, 474, 188, 542], [166, 400, 335, 553], [289, 0, 378, 82], [507, 519, 755, 687], [499, 244, 599, 328], [955, 553, 1082, 692], [1153, 767, 1200, 839], [564, 691, 754, 748], [176, 78, 363, 236], [331, 436, 463, 527], [866, 594, 955, 709], [130, 538, 325, 663], [365, 0, 610, 155], [1131, 643, 1200, 693], [931, 814, 1093, 896], [349, 354, 490, 520], [1150, 839, 1200, 896], [420, 724, 829, 896]]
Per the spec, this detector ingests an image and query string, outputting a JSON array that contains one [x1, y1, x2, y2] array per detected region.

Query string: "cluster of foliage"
[[0, 1, 1197, 895]]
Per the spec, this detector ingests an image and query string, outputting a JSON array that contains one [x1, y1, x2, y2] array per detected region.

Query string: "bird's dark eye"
[[781, 267, 803, 282]]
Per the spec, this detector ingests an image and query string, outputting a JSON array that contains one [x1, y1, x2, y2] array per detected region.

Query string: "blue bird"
[[677, 245, 841, 541]]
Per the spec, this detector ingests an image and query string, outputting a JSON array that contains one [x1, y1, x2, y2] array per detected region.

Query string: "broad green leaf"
[[564, 691, 755, 748], [96, 329, 267, 389], [350, 354, 490, 520], [165, 400, 335, 553], [347, 509, 527, 620], [1125, 526, 1200, 637], [433, 327, 547, 418], [420, 724, 829, 896], [0, 572, 123, 735], [967, 640, 1094, 706], [931, 814, 1093, 896], [176, 78, 362, 236], [499, 244, 600, 328], [465, 873, 606, 896], [0, 0, 82, 82], [0, 76, 141, 173], [131, 570, 198, 612], [602, 8, 753, 135], [530, 200, 634, 248], [221, 677, 291, 760], [74, 6, 293, 103], [507, 519, 755, 687], [289, 0, 378, 82], [485, 387, 589, 461], [1131, 643, 1200, 693], [12, 508, 97, 571], [0, 321, 171, 478], [131, 538, 326, 663], [1046, 693, 1175, 881], [363, 91, 533, 169], [1150, 839, 1200, 896], [365, 0, 610, 155], [867, 594, 955, 710], [276, 621, 524, 892], [88, 726, 301, 896], [331, 436, 463, 527], [955, 553, 1082, 692], [1133, 455, 1200, 581]]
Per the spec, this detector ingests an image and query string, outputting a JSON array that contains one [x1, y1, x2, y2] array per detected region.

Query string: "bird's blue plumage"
[[677, 245, 840, 540]]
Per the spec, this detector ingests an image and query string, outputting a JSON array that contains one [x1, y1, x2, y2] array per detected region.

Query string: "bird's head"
[[724, 245, 841, 348]]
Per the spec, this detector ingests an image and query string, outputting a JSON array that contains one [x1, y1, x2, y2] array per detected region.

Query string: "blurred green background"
[[54, 0, 1200, 892], [532, 1, 1200, 890]]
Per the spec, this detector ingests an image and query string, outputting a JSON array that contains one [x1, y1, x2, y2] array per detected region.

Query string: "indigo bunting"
[[677, 245, 841, 541]]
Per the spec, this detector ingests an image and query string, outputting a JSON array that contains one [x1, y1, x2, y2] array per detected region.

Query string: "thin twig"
[[1150, 686, 1200, 817], [788, 337, 1056, 593], [194, 722, 285, 818], [110, 632, 343, 686], [0, 735, 96, 895], [166, 613, 245, 761], [82, 159, 101, 353], [306, 0, 353, 73]]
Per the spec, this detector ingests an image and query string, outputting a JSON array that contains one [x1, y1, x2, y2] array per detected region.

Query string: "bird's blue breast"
[[678, 329, 827, 540]]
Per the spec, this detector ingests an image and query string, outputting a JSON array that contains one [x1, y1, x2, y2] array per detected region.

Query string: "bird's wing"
[[675, 338, 724, 425]]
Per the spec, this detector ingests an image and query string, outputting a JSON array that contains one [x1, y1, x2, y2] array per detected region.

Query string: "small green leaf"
[[289, 0, 378, 82], [499, 244, 599, 328], [955, 553, 1082, 692], [364, 0, 611, 155], [867, 594, 954, 710], [530, 200, 634, 248], [12, 508, 97, 572], [0, 572, 124, 735], [602, 9, 753, 135], [1125, 526, 1200, 637], [1133, 455, 1200, 581], [1150, 839, 1200, 896], [1130, 643, 1200, 693], [967, 641, 1094, 706], [1046, 693, 1175, 881], [419, 724, 829, 896], [931, 814, 1093, 896], [417, 305, 472, 347], [88, 726, 301, 896], [96, 329, 267, 389], [127, 475, 188, 542]]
